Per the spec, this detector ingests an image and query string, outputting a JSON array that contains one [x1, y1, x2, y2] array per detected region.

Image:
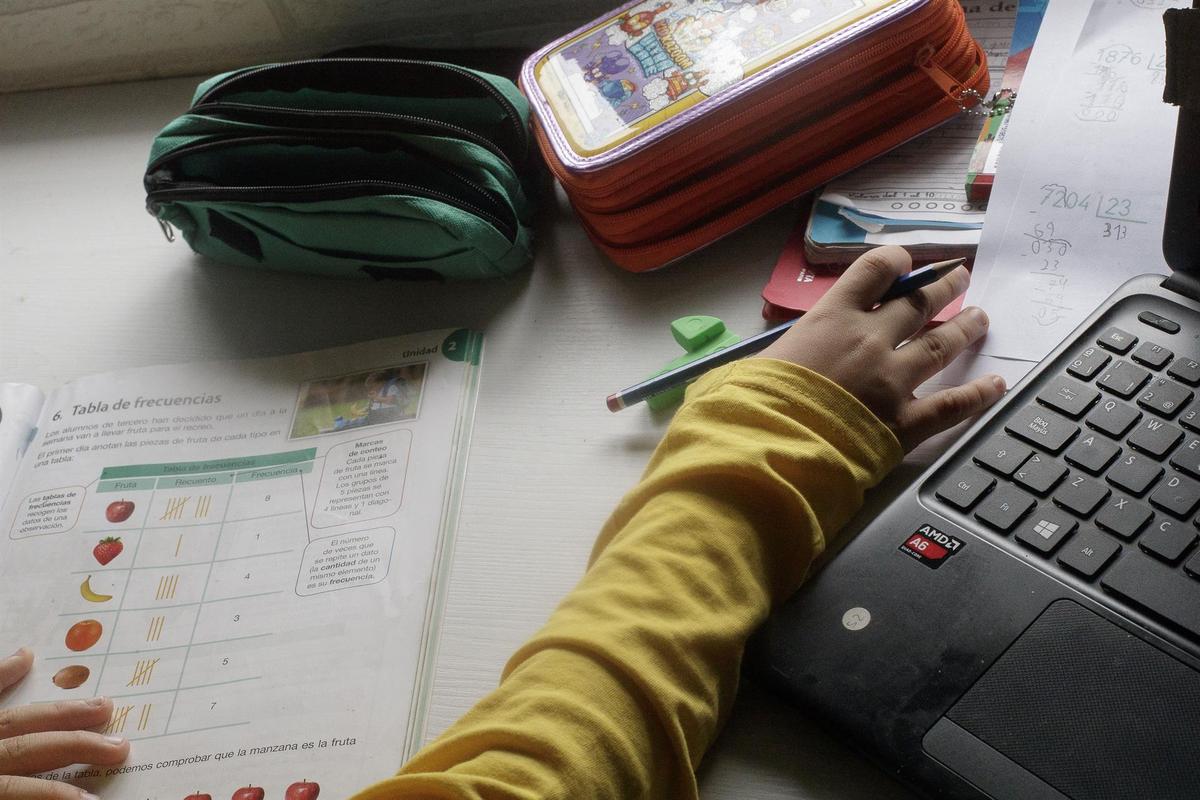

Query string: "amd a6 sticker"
[[899, 524, 964, 569]]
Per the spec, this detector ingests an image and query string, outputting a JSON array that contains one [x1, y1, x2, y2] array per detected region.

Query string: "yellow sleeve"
[[351, 358, 903, 800]]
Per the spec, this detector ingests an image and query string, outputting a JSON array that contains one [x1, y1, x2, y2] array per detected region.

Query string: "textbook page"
[[966, 0, 1185, 362], [815, 0, 1018, 234], [0, 330, 482, 799]]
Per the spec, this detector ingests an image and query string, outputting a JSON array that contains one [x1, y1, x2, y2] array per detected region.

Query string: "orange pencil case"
[[520, 0, 988, 272]]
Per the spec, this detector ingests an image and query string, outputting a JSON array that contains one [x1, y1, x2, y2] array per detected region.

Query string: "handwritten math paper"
[[966, 0, 1185, 363]]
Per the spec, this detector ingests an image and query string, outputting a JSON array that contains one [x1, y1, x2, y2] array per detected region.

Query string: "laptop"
[[754, 14, 1200, 800]]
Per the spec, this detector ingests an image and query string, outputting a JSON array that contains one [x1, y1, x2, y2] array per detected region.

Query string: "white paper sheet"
[[965, 0, 1185, 362]]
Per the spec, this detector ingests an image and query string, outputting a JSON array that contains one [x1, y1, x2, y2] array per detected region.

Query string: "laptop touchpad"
[[925, 599, 1200, 799]]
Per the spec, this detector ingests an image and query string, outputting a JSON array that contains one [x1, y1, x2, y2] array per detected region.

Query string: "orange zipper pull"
[[915, 44, 984, 113]]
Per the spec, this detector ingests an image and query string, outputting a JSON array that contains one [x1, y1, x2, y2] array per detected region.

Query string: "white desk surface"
[[0, 77, 925, 799]]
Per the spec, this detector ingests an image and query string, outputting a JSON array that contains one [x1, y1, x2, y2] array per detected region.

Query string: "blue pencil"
[[606, 257, 967, 412]]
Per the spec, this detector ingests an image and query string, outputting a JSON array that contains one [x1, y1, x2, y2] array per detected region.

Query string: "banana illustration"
[[80, 576, 112, 603]]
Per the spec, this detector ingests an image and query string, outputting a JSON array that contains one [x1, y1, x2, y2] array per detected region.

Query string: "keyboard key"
[[1054, 473, 1110, 516], [1059, 530, 1121, 577], [1015, 509, 1078, 554], [1169, 438, 1200, 479], [1107, 452, 1164, 495], [1185, 549, 1200, 580], [935, 464, 995, 511], [1102, 550, 1200, 637], [1139, 518, 1197, 563], [1149, 471, 1200, 519], [1005, 405, 1079, 454], [1098, 327, 1137, 354], [974, 485, 1036, 532], [1013, 453, 1068, 495], [1094, 495, 1153, 540], [1180, 399, 1200, 431], [1085, 398, 1141, 438], [1136, 377, 1192, 418], [1067, 346, 1111, 381], [1131, 341, 1173, 369], [973, 435, 1033, 477], [1037, 376, 1099, 418], [1168, 357, 1200, 386], [1097, 360, 1151, 398], [1064, 433, 1120, 474], [1137, 310, 1181, 335], [1127, 417, 1184, 458]]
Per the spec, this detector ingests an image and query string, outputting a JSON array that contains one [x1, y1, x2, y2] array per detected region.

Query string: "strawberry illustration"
[[93, 537, 124, 566]]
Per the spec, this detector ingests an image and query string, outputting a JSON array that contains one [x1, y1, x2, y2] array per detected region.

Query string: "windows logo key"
[[1033, 519, 1060, 539]]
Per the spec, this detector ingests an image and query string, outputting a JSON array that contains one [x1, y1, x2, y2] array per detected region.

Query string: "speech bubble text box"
[[312, 431, 410, 529], [10, 486, 85, 539], [296, 528, 395, 596]]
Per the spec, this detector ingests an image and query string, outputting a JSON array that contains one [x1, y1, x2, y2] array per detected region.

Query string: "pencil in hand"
[[606, 257, 967, 412]]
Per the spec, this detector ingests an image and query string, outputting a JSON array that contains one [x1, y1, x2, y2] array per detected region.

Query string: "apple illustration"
[[105, 499, 135, 523], [184, 794, 212, 800], [285, 780, 320, 800], [232, 788, 264, 800]]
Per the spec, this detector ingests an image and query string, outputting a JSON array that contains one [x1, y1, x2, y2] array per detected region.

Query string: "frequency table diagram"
[[47, 449, 319, 740]]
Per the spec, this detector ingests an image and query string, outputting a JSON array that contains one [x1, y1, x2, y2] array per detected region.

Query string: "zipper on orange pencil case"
[[583, 35, 990, 269], [571, 37, 985, 244]]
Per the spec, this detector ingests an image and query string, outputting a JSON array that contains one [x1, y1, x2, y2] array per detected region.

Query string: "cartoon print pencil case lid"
[[522, 0, 925, 171]]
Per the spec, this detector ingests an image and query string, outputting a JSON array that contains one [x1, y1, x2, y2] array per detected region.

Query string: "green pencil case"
[[144, 58, 535, 280]]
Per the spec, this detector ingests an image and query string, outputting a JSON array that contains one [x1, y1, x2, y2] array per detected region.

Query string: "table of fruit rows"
[[50, 450, 316, 741]]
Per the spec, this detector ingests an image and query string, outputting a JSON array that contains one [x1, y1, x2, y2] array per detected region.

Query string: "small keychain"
[[957, 88, 1016, 117]]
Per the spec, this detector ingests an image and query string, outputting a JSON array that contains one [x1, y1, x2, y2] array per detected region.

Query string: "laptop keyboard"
[[933, 322, 1200, 641]]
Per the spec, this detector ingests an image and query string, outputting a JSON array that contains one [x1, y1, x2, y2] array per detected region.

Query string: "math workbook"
[[0, 330, 483, 799]]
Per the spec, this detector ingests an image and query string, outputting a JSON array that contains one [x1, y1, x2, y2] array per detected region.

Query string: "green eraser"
[[645, 317, 741, 411], [670, 315, 727, 352]]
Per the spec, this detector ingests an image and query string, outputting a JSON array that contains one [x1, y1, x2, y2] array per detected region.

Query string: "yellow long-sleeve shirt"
[[352, 358, 903, 800]]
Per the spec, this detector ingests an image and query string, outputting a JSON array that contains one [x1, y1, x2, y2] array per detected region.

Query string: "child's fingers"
[[0, 697, 112, 740], [0, 774, 99, 799], [875, 265, 971, 340], [818, 246, 913, 311], [894, 375, 1007, 451], [0, 649, 33, 693], [0, 730, 128, 777], [893, 306, 989, 386]]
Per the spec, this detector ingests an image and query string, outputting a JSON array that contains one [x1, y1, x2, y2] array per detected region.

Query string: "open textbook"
[[0, 329, 483, 799]]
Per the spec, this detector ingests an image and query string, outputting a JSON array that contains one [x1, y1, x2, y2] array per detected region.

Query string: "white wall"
[[0, 0, 610, 92]]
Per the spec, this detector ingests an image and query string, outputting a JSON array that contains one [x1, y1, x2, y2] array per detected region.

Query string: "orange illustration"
[[65, 619, 103, 652]]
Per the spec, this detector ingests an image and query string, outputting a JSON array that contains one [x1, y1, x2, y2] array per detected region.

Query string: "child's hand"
[[0, 648, 129, 799], [758, 246, 1005, 451]]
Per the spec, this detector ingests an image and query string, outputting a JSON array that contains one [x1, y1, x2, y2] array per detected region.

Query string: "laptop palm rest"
[[923, 599, 1200, 799]]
